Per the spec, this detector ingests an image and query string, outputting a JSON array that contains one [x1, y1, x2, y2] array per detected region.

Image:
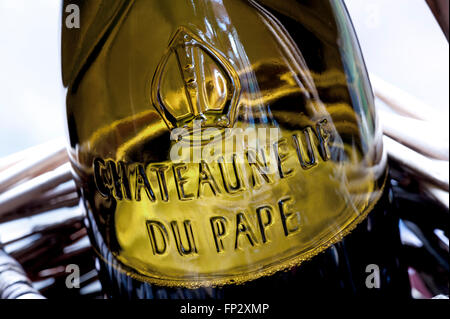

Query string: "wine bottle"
[[62, 0, 410, 299]]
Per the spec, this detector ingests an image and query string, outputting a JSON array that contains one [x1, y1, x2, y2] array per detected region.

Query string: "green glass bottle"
[[62, 0, 410, 298]]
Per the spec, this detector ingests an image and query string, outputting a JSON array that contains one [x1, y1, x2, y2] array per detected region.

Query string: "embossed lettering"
[[92, 120, 337, 204], [198, 160, 221, 197], [292, 127, 318, 169], [292, 127, 319, 169], [316, 118, 332, 161], [146, 220, 170, 255], [93, 158, 112, 197], [135, 164, 156, 202], [246, 150, 272, 188], [151, 165, 170, 202], [256, 205, 274, 244], [273, 138, 293, 178], [218, 154, 244, 194], [173, 163, 194, 201], [108, 160, 132, 200], [210, 216, 228, 253], [235, 212, 258, 250], [278, 197, 301, 237], [170, 220, 198, 256]]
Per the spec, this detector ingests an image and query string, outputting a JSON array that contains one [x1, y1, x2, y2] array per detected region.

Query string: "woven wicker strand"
[[0, 250, 45, 299]]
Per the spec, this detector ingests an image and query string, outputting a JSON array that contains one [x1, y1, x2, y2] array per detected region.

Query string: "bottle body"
[[62, 0, 405, 297]]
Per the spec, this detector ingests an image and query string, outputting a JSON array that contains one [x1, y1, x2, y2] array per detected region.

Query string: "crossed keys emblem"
[[151, 27, 241, 132]]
